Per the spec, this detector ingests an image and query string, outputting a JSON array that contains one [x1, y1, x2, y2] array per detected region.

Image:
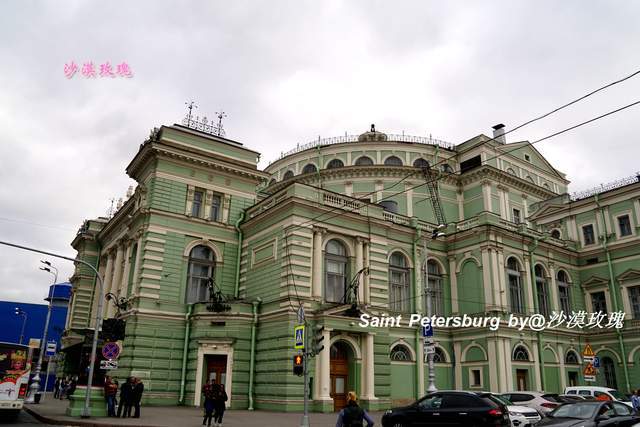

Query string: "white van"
[[564, 386, 633, 408]]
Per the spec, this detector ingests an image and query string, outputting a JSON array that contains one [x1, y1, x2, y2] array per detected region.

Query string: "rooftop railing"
[[270, 133, 455, 165], [570, 173, 640, 201]]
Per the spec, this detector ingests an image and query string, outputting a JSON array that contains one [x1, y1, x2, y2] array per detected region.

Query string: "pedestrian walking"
[[202, 380, 217, 426], [104, 375, 118, 417], [213, 383, 228, 427], [335, 391, 374, 427], [132, 377, 144, 418], [117, 377, 134, 418], [66, 377, 77, 399], [632, 389, 640, 415], [59, 377, 68, 400], [53, 378, 61, 399]]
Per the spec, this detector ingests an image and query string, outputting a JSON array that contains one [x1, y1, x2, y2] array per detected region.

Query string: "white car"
[[564, 386, 634, 408], [489, 393, 542, 426], [501, 391, 562, 416]]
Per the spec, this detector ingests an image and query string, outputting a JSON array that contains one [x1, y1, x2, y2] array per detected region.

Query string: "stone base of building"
[[65, 386, 107, 417]]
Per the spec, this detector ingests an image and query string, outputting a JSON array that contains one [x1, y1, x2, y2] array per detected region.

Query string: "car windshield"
[[608, 390, 630, 401], [550, 403, 598, 420]]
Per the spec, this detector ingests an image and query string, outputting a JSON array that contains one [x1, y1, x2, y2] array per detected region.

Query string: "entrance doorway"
[[516, 369, 528, 391], [330, 342, 350, 411], [206, 355, 228, 386], [568, 371, 578, 387]]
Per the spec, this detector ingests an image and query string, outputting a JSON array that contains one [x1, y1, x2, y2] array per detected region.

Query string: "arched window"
[[507, 257, 525, 314], [384, 156, 403, 166], [302, 163, 317, 174], [513, 345, 530, 361], [378, 200, 398, 214], [325, 240, 348, 303], [535, 265, 550, 317], [557, 270, 572, 314], [355, 156, 374, 166], [425, 260, 444, 316], [268, 178, 277, 186], [506, 168, 516, 175], [602, 357, 617, 389], [565, 350, 579, 365], [326, 159, 344, 169], [413, 158, 429, 168], [390, 344, 412, 361], [432, 347, 446, 363], [186, 245, 215, 304], [551, 229, 561, 239], [283, 170, 294, 180], [389, 252, 410, 312]]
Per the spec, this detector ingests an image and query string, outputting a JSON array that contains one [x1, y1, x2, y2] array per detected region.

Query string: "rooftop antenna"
[[106, 198, 116, 218], [185, 101, 198, 126], [214, 110, 227, 137]]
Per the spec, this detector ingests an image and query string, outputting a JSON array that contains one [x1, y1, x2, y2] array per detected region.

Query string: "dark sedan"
[[381, 391, 510, 427], [537, 401, 639, 427]]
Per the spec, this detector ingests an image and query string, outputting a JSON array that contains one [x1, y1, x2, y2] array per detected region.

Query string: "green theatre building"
[[61, 121, 640, 412]]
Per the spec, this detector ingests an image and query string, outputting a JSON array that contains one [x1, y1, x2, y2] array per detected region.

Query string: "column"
[[548, 263, 559, 312], [532, 342, 542, 390], [482, 181, 492, 213], [364, 241, 371, 304], [558, 344, 567, 391], [107, 244, 125, 318], [132, 234, 143, 295], [375, 181, 383, 202], [355, 238, 364, 303], [503, 339, 514, 390], [119, 242, 133, 298], [456, 190, 464, 221], [487, 338, 499, 392], [522, 194, 529, 226], [496, 249, 508, 309], [223, 194, 232, 224], [453, 342, 463, 389], [481, 247, 494, 309], [523, 256, 535, 314], [312, 228, 324, 298], [317, 328, 331, 400], [362, 333, 377, 400], [406, 187, 413, 217], [101, 252, 115, 319], [490, 248, 502, 310], [448, 256, 458, 313], [417, 335, 425, 396]]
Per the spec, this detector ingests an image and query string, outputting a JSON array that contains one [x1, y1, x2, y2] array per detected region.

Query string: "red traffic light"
[[293, 354, 304, 376]]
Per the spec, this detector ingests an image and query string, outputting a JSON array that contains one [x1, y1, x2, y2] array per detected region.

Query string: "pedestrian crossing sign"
[[583, 363, 596, 376], [294, 325, 305, 350], [582, 344, 595, 358]]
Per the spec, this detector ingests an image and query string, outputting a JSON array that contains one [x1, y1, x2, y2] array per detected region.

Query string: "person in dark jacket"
[[213, 383, 228, 426], [117, 377, 133, 418], [202, 381, 218, 426], [53, 378, 61, 399], [103, 375, 118, 417], [131, 377, 144, 418], [336, 391, 374, 427]]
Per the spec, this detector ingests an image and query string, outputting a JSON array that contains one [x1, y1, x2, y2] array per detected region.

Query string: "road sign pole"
[[300, 316, 309, 427], [424, 240, 436, 393]]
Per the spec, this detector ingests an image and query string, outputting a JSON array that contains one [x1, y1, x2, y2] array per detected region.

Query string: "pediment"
[[581, 275, 609, 288], [617, 269, 640, 283]]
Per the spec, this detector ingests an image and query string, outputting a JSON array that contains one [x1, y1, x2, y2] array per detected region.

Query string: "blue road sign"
[[45, 341, 57, 357], [592, 356, 600, 368], [294, 325, 305, 350], [422, 324, 433, 338]]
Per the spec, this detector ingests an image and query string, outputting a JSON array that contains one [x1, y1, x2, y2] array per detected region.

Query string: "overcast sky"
[[1, 1, 639, 304]]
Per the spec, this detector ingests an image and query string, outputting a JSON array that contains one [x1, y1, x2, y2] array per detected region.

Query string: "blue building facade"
[[0, 282, 71, 391]]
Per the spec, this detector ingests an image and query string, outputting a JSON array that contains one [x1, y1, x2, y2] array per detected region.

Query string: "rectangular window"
[[618, 215, 632, 237], [390, 269, 409, 312], [582, 224, 595, 245], [192, 189, 204, 217], [537, 281, 550, 317], [559, 285, 571, 314], [591, 291, 607, 314], [512, 208, 521, 224], [325, 259, 346, 303], [210, 194, 222, 221], [471, 369, 481, 387], [629, 286, 640, 319], [509, 274, 524, 314]]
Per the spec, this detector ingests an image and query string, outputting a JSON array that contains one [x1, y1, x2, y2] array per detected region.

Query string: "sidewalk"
[[24, 398, 385, 427]]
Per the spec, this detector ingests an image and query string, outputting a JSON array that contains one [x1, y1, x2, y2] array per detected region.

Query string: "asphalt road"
[[0, 410, 52, 425]]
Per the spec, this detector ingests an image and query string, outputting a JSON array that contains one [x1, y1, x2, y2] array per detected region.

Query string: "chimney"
[[492, 123, 506, 144]]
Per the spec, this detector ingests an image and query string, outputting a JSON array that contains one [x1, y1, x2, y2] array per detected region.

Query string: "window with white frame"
[[557, 270, 572, 314], [582, 224, 596, 246], [513, 345, 530, 361], [325, 239, 348, 303], [512, 208, 521, 224], [628, 286, 640, 319], [617, 214, 632, 237], [591, 291, 607, 314], [389, 252, 410, 312], [470, 368, 482, 387], [535, 265, 550, 317], [432, 347, 446, 363], [425, 260, 444, 316], [390, 344, 412, 361], [507, 257, 525, 314], [192, 188, 204, 217], [210, 194, 222, 222], [186, 245, 215, 303]]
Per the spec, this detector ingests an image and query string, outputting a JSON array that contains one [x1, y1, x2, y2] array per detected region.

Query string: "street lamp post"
[[25, 262, 58, 403], [15, 307, 28, 345], [424, 228, 445, 393], [0, 240, 105, 418]]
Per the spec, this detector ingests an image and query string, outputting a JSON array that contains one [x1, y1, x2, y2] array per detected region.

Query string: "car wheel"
[[391, 420, 406, 427]]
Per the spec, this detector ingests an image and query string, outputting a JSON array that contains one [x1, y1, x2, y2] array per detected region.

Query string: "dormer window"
[[524, 154, 531, 162]]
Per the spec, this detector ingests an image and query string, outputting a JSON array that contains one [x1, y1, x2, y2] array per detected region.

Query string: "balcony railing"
[[570, 173, 640, 201]]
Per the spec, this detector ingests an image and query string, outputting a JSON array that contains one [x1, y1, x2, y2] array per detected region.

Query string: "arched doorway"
[[330, 341, 352, 411], [602, 357, 617, 389]]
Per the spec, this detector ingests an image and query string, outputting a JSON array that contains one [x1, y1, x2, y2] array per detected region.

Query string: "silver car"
[[489, 393, 542, 426], [501, 392, 564, 416]]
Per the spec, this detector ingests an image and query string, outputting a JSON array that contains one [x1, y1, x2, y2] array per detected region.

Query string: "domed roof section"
[[358, 124, 388, 142]]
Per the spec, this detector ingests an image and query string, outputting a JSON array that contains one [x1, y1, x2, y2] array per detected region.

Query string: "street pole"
[[300, 314, 309, 427], [16, 309, 27, 345], [0, 240, 105, 418], [26, 266, 58, 403], [423, 239, 437, 393]]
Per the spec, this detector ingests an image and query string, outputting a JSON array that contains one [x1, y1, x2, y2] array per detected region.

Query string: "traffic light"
[[293, 354, 304, 376], [313, 324, 325, 355]]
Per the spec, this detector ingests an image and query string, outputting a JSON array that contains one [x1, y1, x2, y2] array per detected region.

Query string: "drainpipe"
[[248, 298, 262, 410], [234, 210, 246, 299], [178, 303, 195, 405], [412, 221, 423, 399], [595, 195, 631, 391], [528, 237, 545, 391]]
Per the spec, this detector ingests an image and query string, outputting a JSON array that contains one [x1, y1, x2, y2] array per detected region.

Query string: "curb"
[[23, 406, 160, 427]]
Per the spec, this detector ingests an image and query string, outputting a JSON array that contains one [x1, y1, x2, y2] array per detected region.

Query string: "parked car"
[[537, 401, 639, 427], [501, 392, 563, 416], [559, 394, 594, 402], [488, 393, 542, 427], [382, 391, 510, 427], [564, 386, 634, 408]]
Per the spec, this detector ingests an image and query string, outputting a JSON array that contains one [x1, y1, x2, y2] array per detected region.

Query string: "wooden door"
[[516, 369, 528, 391], [206, 355, 228, 386], [330, 343, 349, 411]]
